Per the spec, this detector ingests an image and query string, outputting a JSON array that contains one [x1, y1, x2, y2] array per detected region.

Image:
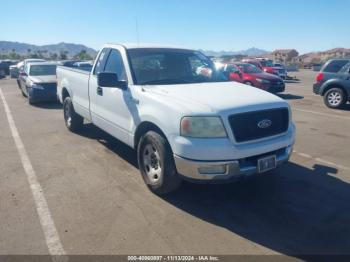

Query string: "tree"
[[49, 53, 58, 60], [9, 49, 20, 60], [59, 50, 69, 60], [74, 49, 93, 61]]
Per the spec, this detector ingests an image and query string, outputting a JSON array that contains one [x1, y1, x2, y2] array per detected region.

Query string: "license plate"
[[258, 155, 277, 173]]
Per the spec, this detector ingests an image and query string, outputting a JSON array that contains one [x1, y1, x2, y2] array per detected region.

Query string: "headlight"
[[256, 78, 270, 84], [180, 116, 227, 138], [29, 82, 44, 89]]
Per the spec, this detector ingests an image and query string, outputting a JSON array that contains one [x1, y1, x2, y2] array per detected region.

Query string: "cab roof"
[[103, 43, 192, 51]]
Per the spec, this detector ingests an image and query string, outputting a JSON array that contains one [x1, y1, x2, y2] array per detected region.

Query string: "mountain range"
[[200, 47, 270, 57], [0, 41, 97, 57], [0, 41, 269, 58]]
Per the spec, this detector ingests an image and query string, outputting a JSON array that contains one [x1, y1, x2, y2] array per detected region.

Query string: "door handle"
[[97, 86, 103, 96]]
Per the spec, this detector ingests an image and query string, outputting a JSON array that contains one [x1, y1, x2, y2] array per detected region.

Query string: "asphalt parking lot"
[[1, 70, 350, 258]]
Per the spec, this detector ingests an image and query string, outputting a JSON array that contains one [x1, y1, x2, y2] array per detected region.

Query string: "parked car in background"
[[17, 59, 46, 88], [242, 59, 263, 69], [22, 58, 46, 69], [222, 63, 285, 93], [0, 69, 5, 79], [0, 60, 18, 76], [73, 61, 94, 71], [57, 44, 295, 194], [273, 63, 288, 79], [257, 59, 279, 76], [313, 58, 350, 108], [58, 60, 80, 68], [18, 62, 58, 104], [10, 64, 19, 78]]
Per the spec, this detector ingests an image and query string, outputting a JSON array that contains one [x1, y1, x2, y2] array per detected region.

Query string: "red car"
[[243, 58, 279, 75], [222, 63, 285, 93]]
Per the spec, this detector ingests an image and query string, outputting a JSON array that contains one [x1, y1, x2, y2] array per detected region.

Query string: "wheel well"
[[134, 122, 167, 149], [62, 88, 70, 101], [322, 85, 348, 98]]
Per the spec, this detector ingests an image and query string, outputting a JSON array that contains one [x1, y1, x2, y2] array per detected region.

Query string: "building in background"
[[271, 49, 299, 63]]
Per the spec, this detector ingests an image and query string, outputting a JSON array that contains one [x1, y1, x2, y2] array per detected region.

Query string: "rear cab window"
[[322, 60, 349, 73]]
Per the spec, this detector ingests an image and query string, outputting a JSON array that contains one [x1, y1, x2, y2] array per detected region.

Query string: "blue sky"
[[1, 0, 349, 54]]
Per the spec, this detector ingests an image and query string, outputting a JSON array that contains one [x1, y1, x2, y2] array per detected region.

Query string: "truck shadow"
[[163, 163, 350, 257], [74, 124, 350, 257], [32, 101, 62, 110], [278, 94, 304, 100], [76, 123, 138, 168]]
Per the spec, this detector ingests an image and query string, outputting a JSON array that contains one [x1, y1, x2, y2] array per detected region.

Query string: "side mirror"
[[19, 72, 27, 77], [97, 72, 127, 90]]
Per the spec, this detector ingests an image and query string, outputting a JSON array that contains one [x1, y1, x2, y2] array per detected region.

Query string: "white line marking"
[[298, 153, 312, 159], [293, 108, 350, 121], [293, 149, 350, 171], [0, 88, 67, 259], [314, 158, 350, 171]]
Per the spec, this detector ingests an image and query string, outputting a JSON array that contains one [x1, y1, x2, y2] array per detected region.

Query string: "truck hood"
[[145, 81, 288, 114], [29, 75, 56, 83]]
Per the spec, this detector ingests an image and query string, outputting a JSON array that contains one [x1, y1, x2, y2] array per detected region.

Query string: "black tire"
[[28, 96, 34, 105], [21, 87, 27, 97], [63, 97, 84, 132], [137, 131, 182, 195], [324, 87, 346, 109], [244, 81, 254, 86]]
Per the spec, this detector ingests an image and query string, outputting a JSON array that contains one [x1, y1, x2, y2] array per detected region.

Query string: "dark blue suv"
[[313, 59, 350, 108]]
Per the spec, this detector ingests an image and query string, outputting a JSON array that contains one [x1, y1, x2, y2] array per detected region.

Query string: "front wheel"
[[137, 131, 182, 195], [63, 97, 84, 132], [324, 88, 346, 109], [244, 81, 254, 86]]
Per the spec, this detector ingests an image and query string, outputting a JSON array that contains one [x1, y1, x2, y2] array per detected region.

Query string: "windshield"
[[237, 64, 263, 74], [260, 60, 274, 67], [128, 48, 228, 85], [29, 65, 57, 76]]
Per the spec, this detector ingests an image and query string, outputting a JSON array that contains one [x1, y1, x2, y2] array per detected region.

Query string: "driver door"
[[89, 47, 137, 146]]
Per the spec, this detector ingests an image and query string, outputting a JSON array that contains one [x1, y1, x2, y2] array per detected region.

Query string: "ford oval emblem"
[[257, 119, 272, 129]]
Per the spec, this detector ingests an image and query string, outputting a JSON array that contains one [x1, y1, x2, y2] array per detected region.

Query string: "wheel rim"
[[245, 82, 252, 86], [327, 91, 342, 106], [64, 102, 72, 127], [142, 144, 162, 183]]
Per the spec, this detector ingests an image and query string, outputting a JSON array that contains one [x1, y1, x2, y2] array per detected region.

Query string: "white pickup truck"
[[57, 44, 295, 194]]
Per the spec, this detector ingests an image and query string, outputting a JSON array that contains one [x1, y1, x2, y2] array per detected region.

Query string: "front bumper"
[[174, 145, 293, 181], [28, 86, 57, 103]]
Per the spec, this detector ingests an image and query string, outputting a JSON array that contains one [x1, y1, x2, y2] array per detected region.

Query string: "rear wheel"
[[324, 87, 346, 109], [137, 131, 182, 195], [63, 97, 84, 132]]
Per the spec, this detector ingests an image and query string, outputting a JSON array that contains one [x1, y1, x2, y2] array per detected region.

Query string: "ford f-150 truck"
[[57, 44, 295, 194]]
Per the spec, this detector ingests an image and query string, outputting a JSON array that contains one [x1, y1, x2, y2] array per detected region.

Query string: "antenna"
[[135, 17, 140, 46]]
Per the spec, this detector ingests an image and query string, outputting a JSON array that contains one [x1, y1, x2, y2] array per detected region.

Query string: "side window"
[[93, 48, 110, 75], [226, 65, 240, 74], [323, 60, 349, 73], [103, 49, 127, 81]]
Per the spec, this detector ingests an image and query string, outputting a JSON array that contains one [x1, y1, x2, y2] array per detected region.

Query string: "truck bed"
[[56, 65, 92, 120]]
